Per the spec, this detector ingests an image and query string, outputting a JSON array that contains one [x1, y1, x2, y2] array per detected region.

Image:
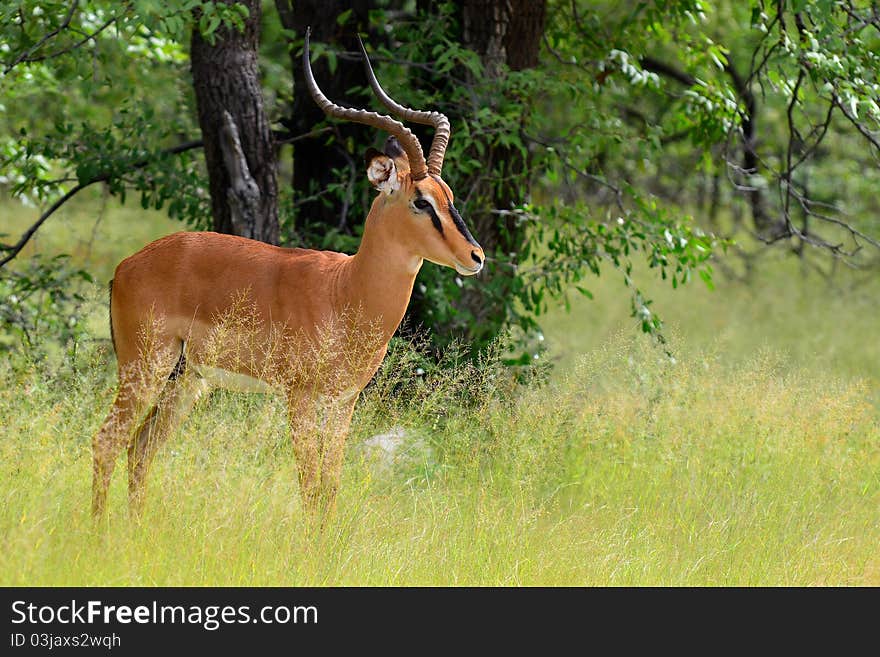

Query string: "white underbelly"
[[192, 365, 275, 393], [190, 365, 361, 405]]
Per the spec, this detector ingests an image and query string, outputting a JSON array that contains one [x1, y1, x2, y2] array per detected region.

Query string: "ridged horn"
[[357, 35, 451, 177], [303, 27, 429, 180]]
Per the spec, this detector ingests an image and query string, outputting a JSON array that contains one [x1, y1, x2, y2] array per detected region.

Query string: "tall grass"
[[1, 197, 878, 585], [1, 331, 877, 586]]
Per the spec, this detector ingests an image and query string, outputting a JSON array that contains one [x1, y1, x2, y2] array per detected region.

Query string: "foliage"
[[0, 253, 93, 356], [0, 1, 255, 205], [352, 3, 720, 359], [2, 0, 879, 363], [540, 0, 880, 262]]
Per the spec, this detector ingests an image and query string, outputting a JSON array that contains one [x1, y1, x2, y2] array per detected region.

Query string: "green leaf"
[[698, 268, 715, 291]]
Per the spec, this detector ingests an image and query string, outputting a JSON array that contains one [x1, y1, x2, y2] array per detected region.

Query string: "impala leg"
[[127, 375, 209, 516], [289, 393, 357, 519], [315, 397, 357, 517], [92, 381, 145, 518], [288, 395, 321, 514], [92, 341, 180, 519]]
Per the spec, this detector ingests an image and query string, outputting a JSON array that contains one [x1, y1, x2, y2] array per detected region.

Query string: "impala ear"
[[365, 148, 400, 195]]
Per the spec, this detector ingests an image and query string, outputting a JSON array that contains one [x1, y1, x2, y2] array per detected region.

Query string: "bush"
[[0, 254, 95, 359]]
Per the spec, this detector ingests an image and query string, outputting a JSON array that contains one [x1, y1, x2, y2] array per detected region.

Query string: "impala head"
[[303, 29, 484, 276]]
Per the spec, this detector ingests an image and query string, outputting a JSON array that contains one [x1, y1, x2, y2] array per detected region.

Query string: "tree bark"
[[275, 0, 373, 233], [191, 0, 279, 244], [430, 0, 547, 346]]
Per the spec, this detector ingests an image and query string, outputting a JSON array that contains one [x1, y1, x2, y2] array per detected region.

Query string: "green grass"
[[543, 249, 880, 391], [1, 196, 878, 585]]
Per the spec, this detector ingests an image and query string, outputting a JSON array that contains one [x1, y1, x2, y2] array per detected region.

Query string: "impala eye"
[[413, 198, 431, 211]]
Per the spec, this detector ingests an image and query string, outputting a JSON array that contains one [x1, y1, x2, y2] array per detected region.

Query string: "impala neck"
[[342, 196, 423, 341]]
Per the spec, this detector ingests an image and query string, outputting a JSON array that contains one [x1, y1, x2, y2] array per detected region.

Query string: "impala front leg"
[[288, 390, 358, 518], [288, 393, 320, 513], [315, 392, 358, 516]]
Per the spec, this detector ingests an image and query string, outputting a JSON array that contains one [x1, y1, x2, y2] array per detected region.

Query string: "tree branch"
[[219, 111, 261, 240], [0, 138, 202, 268], [23, 15, 118, 66], [524, 132, 625, 210], [639, 56, 695, 86], [3, 0, 79, 74], [832, 93, 880, 153]]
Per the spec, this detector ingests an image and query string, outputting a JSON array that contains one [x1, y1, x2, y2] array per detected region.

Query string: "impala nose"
[[455, 247, 484, 276]]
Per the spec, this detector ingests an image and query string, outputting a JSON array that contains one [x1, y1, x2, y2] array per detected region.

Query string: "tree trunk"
[[423, 0, 547, 349], [274, 0, 373, 233], [191, 0, 279, 244]]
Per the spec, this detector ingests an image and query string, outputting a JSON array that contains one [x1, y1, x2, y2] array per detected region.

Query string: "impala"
[[91, 30, 484, 518]]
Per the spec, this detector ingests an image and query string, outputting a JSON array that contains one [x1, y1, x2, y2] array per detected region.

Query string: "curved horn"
[[303, 28, 429, 180], [357, 36, 451, 177]]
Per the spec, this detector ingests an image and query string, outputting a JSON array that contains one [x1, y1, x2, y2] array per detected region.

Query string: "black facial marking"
[[426, 206, 444, 236], [415, 191, 444, 236], [448, 203, 479, 246], [431, 181, 479, 247]]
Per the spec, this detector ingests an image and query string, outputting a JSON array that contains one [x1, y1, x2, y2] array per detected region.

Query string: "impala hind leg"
[[127, 374, 209, 515], [92, 344, 181, 518], [92, 382, 146, 517]]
